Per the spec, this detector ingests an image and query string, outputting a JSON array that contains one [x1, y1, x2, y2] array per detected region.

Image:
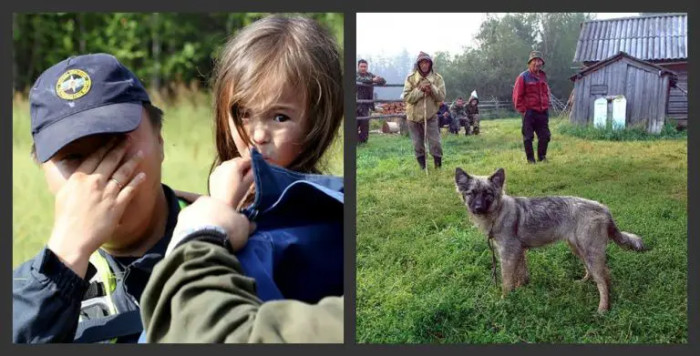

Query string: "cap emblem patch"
[[56, 69, 92, 100]]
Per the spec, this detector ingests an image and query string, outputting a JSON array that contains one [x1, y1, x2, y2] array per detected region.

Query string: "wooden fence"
[[356, 82, 566, 120]]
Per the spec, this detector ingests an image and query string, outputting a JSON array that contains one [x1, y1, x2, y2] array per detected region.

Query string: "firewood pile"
[[372, 102, 405, 115]]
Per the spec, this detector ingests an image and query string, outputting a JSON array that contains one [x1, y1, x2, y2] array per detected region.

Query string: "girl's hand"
[[173, 196, 255, 252], [209, 157, 254, 209]]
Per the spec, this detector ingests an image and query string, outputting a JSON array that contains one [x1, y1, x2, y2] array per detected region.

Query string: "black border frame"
[[3, 0, 698, 355]]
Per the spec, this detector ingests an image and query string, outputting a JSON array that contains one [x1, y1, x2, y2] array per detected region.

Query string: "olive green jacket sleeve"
[[140, 241, 343, 343], [429, 73, 446, 103], [403, 71, 447, 122], [402, 72, 425, 105]]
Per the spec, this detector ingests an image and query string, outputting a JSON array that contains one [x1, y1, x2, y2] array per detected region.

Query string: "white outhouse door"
[[593, 97, 607, 128], [612, 96, 626, 130]]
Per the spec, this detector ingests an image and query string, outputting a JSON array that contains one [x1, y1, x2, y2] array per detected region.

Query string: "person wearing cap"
[[12, 53, 189, 343], [356, 59, 386, 144], [401, 51, 446, 170], [512, 50, 551, 163]]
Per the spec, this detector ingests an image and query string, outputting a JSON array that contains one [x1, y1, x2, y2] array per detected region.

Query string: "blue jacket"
[[233, 148, 344, 303], [437, 103, 453, 127]]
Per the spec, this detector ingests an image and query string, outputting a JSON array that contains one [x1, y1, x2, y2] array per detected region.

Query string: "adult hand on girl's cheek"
[[209, 157, 254, 209], [174, 196, 255, 252]]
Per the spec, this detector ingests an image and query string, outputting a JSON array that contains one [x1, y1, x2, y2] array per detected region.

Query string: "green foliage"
[[13, 13, 344, 94], [536, 13, 593, 99], [356, 119, 687, 343]]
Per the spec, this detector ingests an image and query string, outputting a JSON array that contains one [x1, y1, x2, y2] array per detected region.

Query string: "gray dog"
[[454, 167, 646, 313]]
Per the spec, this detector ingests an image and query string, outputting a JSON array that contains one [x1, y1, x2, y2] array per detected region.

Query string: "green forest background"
[[13, 13, 344, 98]]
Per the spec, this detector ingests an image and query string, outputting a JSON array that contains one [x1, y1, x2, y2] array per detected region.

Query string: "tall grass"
[[356, 117, 686, 343], [559, 121, 687, 141]]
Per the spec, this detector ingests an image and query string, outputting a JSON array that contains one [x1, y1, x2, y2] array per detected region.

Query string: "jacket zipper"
[[121, 267, 139, 308]]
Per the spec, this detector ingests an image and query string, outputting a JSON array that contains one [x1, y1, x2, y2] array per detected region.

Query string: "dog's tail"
[[608, 221, 648, 252]]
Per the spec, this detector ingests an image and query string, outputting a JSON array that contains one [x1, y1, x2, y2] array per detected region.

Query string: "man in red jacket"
[[512, 51, 550, 164]]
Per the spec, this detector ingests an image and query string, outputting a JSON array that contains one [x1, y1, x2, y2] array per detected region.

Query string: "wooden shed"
[[569, 52, 677, 133], [572, 13, 688, 128]]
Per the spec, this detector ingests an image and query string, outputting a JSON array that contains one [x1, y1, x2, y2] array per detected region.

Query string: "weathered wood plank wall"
[[570, 57, 673, 132]]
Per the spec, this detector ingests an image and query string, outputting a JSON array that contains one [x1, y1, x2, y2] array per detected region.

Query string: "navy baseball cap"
[[30, 53, 153, 162]]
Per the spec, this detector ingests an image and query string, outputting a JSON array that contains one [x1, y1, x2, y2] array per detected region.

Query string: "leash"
[[487, 221, 499, 284], [423, 97, 428, 176]]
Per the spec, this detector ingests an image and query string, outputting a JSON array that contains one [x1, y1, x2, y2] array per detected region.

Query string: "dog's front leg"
[[514, 249, 529, 287], [498, 244, 523, 296]]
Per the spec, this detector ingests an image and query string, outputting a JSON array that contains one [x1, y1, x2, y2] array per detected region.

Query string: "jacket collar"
[[240, 148, 343, 221], [107, 184, 180, 270], [411, 70, 436, 82]]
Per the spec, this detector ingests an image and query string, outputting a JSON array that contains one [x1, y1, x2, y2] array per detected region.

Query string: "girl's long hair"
[[211, 15, 343, 175]]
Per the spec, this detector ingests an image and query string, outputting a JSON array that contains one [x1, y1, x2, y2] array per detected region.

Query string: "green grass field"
[[12, 96, 343, 267], [356, 117, 687, 343]]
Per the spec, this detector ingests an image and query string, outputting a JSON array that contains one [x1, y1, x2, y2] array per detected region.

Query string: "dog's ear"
[[489, 168, 505, 190], [455, 167, 471, 190]]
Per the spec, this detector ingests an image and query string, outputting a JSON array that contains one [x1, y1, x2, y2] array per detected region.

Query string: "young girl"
[[212, 16, 343, 175], [142, 15, 345, 337]]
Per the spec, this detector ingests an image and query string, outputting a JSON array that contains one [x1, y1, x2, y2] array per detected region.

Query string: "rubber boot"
[[524, 140, 536, 164], [417, 155, 426, 170], [537, 139, 549, 162]]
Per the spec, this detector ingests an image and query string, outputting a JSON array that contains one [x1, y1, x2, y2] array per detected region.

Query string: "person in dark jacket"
[[356, 59, 386, 143], [437, 101, 455, 133], [512, 50, 551, 163], [13, 53, 186, 343]]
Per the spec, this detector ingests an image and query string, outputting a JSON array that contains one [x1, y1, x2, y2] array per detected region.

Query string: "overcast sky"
[[357, 13, 640, 58]]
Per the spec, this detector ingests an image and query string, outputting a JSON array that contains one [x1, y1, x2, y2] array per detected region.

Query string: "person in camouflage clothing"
[[449, 97, 468, 135], [356, 59, 386, 144], [465, 93, 480, 135]]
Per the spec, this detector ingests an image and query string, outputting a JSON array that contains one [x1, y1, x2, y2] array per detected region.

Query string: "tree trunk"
[[78, 13, 86, 52], [12, 13, 18, 92], [226, 13, 234, 35], [151, 13, 161, 93], [27, 15, 42, 91]]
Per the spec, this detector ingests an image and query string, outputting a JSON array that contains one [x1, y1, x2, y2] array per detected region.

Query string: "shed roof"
[[573, 13, 687, 63], [570, 51, 678, 82]]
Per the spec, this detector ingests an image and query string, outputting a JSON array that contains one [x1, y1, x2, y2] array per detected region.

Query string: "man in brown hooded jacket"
[[401, 51, 447, 169]]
